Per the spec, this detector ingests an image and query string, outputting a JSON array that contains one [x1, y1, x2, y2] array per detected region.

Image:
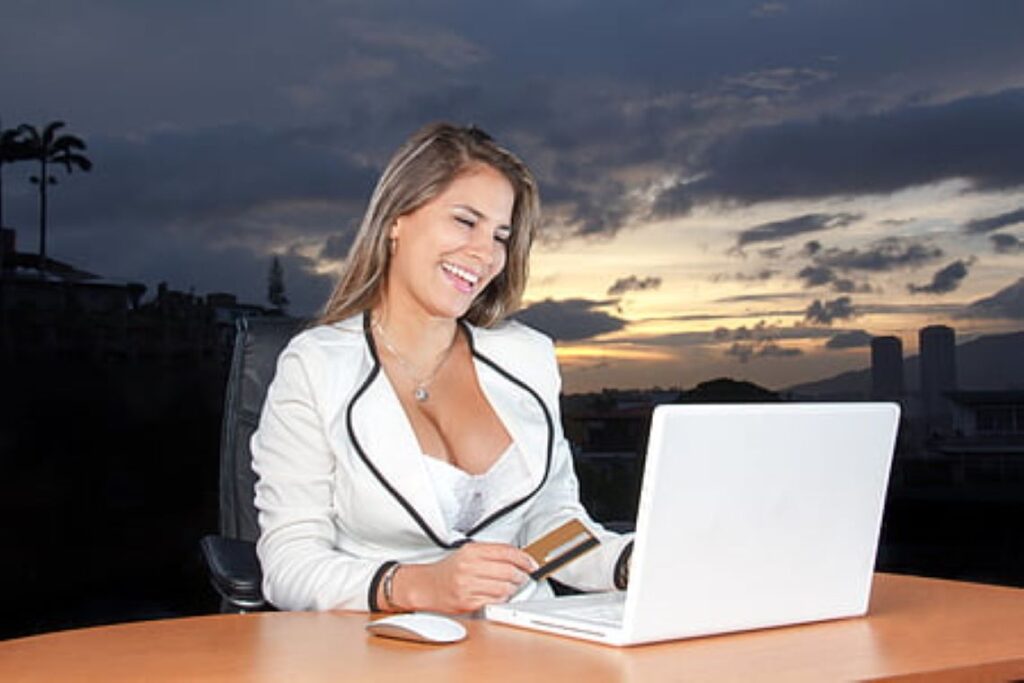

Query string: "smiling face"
[[386, 163, 516, 323]]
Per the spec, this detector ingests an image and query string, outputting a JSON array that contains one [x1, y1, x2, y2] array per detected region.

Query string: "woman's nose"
[[466, 226, 497, 265]]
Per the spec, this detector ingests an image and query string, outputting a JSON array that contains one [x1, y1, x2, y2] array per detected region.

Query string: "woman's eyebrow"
[[453, 204, 512, 231], [453, 203, 484, 218]]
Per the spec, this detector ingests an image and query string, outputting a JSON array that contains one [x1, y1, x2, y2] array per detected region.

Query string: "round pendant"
[[413, 386, 429, 402]]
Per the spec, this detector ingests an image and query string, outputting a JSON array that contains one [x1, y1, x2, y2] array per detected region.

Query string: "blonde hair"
[[318, 122, 540, 328]]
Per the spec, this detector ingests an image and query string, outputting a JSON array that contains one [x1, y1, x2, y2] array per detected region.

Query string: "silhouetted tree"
[[0, 118, 33, 230], [22, 121, 93, 273], [268, 255, 289, 312]]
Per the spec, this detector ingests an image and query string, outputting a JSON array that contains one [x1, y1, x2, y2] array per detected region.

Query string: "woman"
[[252, 122, 632, 614]]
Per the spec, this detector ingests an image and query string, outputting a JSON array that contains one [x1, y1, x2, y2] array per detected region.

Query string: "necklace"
[[373, 319, 457, 402]]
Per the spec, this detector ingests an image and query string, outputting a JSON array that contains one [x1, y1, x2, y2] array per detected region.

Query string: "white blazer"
[[252, 311, 632, 611]]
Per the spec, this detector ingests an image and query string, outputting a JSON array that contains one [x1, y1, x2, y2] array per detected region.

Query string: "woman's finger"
[[464, 542, 537, 573]]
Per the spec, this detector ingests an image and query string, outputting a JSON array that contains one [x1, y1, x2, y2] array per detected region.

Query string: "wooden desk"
[[3, 574, 1024, 682]]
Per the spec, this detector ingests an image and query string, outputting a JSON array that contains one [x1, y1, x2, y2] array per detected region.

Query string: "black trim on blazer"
[[346, 310, 555, 550], [347, 311, 454, 549], [459, 319, 555, 537]]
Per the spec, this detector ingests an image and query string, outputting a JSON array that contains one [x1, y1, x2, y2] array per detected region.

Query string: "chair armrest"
[[200, 535, 267, 611]]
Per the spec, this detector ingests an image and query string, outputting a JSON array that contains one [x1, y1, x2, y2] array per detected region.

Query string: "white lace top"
[[423, 442, 528, 534]]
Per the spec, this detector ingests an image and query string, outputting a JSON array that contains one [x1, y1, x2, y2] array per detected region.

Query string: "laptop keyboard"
[[549, 596, 625, 626]]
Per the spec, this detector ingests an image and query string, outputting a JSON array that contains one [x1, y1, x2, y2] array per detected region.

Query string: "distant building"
[[1, 228, 278, 364], [207, 292, 273, 325], [919, 325, 957, 434], [948, 391, 1024, 440], [871, 336, 904, 400], [1, 228, 138, 359], [924, 390, 1024, 486]]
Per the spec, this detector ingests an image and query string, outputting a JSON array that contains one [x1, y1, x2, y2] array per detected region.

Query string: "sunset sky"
[[2, 1, 1022, 392]]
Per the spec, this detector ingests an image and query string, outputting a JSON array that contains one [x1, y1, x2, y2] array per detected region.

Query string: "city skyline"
[[2, 1, 1023, 392]]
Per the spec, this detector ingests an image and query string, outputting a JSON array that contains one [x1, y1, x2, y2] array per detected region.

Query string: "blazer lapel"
[[346, 313, 555, 546], [346, 323, 458, 547], [466, 320, 555, 526], [476, 359, 550, 509]]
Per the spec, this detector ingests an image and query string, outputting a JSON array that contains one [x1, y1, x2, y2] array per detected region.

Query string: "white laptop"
[[486, 402, 900, 646]]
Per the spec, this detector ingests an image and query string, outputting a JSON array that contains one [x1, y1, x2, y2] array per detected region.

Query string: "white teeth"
[[442, 262, 480, 285]]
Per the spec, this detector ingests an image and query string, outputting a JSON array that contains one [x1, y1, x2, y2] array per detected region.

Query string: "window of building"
[[975, 405, 1016, 433]]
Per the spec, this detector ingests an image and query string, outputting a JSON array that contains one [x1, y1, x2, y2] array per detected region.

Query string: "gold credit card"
[[523, 519, 600, 581]]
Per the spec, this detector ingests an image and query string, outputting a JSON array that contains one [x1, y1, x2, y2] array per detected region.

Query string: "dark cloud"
[[959, 277, 1024, 320], [825, 329, 873, 350], [649, 183, 695, 219], [4, 0, 1024, 330], [725, 340, 802, 363], [990, 233, 1024, 253], [607, 275, 662, 296], [736, 212, 860, 248], [813, 237, 943, 272], [612, 322, 860, 351], [831, 277, 866, 293], [796, 236, 934, 295], [515, 298, 626, 341], [711, 269, 778, 283], [751, 2, 788, 18], [654, 88, 1024, 213], [713, 292, 809, 303], [796, 265, 870, 293], [797, 265, 836, 287], [716, 320, 774, 343], [759, 246, 785, 259], [858, 302, 963, 316], [711, 320, 837, 344], [319, 227, 360, 261], [804, 296, 855, 325], [759, 341, 803, 358], [561, 183, 637, 238], [724, 343, 754, 363], [907, 259, 973, 295], [963, 206, 1024, 234], [34, 125, 376, 234]]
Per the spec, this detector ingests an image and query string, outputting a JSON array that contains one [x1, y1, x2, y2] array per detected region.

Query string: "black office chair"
[[200, 316, 302, 612]]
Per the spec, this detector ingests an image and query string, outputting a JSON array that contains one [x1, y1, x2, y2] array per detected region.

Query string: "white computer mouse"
[[365, 612, 467, 644]]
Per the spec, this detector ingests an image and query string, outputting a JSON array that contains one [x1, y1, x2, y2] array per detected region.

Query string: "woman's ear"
[[388, 219, 401, 256]]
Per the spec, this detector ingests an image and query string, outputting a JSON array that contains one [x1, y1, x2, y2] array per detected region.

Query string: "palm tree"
[[22, 121, 93, 273], [0, 118, 33, 231]]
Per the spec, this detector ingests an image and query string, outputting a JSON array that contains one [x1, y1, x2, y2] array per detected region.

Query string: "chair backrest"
[[219, 316, 304, 541]]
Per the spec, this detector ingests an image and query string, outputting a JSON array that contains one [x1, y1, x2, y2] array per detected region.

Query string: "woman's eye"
[[455, 216, 475, 228], [495, 231, 511, 244]]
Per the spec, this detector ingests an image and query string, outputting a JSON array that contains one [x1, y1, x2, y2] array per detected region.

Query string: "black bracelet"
[[613, 541, 633, 590]]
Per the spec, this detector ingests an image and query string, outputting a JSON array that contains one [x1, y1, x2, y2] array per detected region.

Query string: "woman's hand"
[[390, 543, 537, 613]]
